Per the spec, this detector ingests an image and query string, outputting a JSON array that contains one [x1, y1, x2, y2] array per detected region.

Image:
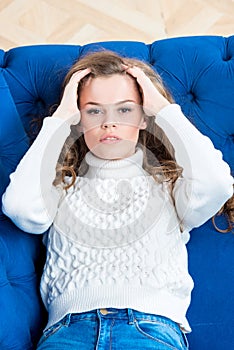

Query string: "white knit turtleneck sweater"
[[2, 104, 233, 333]]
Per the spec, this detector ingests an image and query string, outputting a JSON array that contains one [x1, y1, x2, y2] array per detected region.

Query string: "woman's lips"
[[100, 135, 122, 144]]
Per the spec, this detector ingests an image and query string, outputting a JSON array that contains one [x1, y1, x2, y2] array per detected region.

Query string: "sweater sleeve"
[[155, 104, 234, 231], [2, 117, 71, 234]]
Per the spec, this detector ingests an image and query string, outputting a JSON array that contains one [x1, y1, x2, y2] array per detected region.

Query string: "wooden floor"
[[0, 0, 233, 50]]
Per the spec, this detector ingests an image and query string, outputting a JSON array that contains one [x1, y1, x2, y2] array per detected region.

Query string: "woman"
[[2, 51, 233, 349]]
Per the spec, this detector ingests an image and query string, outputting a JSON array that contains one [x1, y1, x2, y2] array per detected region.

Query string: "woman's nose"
[[101, 122, 117, 129], [101, 110, 117, 129]]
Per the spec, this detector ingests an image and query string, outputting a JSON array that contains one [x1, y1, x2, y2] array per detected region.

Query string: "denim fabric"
[[37, 308, 189, 350]]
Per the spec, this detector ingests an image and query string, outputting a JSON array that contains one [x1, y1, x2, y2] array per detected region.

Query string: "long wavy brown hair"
[[54, 50, 233, 233]]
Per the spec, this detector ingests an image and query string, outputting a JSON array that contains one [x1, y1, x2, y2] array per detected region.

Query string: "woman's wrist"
[[155, 101, 171, 115], [148, 100, 171, 117], [51, 111, 81, 126]]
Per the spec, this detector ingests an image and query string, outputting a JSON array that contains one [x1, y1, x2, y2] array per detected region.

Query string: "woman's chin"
[[91, 141, 136, 160]]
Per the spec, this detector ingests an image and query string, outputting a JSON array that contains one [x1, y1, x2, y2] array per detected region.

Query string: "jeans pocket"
[[133, 318, 187, 350], [37, 321, 64, 348]]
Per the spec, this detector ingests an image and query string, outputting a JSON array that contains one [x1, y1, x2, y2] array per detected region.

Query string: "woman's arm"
[[126, 66, 233, 231], [2, 117, 71, 233], [2, 69, 90, 234], [156, 104, 233, 231]]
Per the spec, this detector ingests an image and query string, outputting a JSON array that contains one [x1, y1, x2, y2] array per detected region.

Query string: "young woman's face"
[[79, 74, 147, 160]]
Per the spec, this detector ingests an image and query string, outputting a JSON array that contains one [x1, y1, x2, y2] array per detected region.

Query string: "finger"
[[121, 65, 145, 84], [63, 68, 91, 100], [70, 68, 91, 84], [125, 66, 148, 94], [121, 63, 129, 70]]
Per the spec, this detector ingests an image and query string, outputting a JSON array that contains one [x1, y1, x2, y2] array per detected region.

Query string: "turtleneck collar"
[[84, 147, 146, 179]]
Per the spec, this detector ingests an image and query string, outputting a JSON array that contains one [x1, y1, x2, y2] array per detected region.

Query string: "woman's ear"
[[140, 116, 147, 130]]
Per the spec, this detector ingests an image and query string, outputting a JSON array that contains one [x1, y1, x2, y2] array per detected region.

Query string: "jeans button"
[[100, 308, 109, 315]]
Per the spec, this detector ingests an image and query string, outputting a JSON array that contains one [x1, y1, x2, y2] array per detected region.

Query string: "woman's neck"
[[84, 147, 146, 179]]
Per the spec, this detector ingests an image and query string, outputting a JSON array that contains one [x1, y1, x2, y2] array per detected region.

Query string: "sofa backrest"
[[0, 36, 233, 349]]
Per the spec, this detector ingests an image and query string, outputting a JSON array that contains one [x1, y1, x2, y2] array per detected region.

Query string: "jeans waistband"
[[61, 308, 181, 332]]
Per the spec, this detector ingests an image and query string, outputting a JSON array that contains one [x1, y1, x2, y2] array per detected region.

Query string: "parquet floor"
[[0, 0, 233, 50]]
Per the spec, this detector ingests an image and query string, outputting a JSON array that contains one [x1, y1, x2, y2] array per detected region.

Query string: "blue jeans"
[[37, 308, 189, 349]]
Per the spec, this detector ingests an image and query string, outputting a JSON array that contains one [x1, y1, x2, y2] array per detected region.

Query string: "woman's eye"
[[118, 107, 132, 114], [86, 108, 103, 115]]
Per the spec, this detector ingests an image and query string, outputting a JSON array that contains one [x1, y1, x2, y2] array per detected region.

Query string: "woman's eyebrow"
[[84, 102, 101, 106], [84, 100, 136, 106], [115, 100, 136, 105]]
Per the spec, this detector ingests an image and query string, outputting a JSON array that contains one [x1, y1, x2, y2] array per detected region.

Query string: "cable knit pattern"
[[40, 148, 194, 332], [55, 177, 162, 247]]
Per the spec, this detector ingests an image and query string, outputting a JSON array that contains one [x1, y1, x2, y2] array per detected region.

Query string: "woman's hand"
[[52, 68, 91, 125], [124, 65, 170, 116]]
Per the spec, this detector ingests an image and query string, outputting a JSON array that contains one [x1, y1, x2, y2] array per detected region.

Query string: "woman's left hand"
[[52, 68, 91, 125], [124, 65, 170, 116]]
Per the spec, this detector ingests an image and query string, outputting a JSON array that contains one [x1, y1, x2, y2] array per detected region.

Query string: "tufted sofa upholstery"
[[0, 35, 233, 349]]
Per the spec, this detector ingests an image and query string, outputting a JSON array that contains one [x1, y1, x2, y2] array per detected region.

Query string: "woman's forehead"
[[79, 74, 141, 106]]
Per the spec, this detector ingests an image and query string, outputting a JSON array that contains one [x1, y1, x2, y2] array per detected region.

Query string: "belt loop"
[[63, 313, 71, 327], [127, 309, 135, 325]]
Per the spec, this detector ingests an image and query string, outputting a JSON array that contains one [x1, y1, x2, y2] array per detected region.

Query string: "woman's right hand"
[[124, 65, 170, 116], [52, 68, 91, 125]]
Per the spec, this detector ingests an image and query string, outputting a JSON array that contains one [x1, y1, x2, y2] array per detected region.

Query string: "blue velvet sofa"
[[0, 35, 233, 349]]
